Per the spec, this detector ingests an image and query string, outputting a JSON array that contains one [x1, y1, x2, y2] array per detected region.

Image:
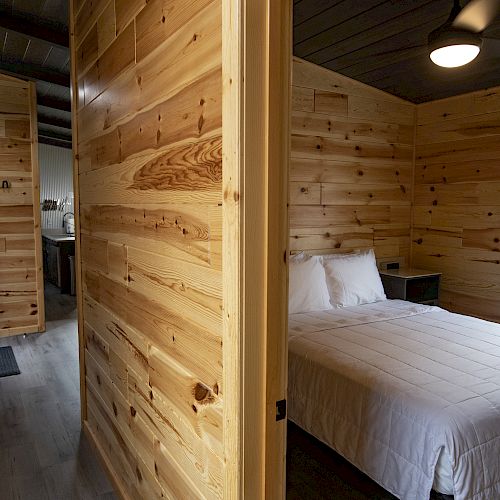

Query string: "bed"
[[288, 299, 500, 500]]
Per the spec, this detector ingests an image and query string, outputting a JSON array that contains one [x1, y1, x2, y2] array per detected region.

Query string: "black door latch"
[[276, 399, 287, 421]]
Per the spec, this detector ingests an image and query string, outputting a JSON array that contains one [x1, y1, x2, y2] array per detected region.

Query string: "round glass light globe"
[[430, 44, 480, 68]]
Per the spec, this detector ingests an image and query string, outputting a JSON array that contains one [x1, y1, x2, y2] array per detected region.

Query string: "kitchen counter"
[[42, 230, 75, 243]]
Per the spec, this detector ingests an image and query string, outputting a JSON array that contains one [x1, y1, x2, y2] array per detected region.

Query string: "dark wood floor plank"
[[287, 421, 453, 500], [0, 283, 117, 500]]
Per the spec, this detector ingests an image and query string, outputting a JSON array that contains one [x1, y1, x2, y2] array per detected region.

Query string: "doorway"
[[39, 144, 75, 295]]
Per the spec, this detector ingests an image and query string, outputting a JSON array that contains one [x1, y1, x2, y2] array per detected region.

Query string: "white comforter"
[[288, 300, 500, 500]]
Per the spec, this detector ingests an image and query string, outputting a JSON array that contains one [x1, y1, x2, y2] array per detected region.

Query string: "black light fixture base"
[[428, 26, 483, 54]]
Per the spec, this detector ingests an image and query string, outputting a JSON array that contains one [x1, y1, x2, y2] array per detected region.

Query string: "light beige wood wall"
[[290, 58, 415, 262], [292, 57, 500, 323], [413, 87, 500, 322], [0, 75, 44, 337], [71, 0, 224, 498]]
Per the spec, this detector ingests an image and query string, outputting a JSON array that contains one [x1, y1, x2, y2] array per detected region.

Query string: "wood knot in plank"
[[193, 382, 216, 405]]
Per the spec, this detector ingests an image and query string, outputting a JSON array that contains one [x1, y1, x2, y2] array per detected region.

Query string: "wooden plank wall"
[[0, 75, 44, 337], [413, 87, 500, 322], [71, 0, 223, 498], [290, 58, 415, 262]]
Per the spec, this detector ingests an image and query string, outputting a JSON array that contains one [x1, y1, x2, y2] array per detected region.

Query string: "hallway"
[[0, 285, 116, 499]]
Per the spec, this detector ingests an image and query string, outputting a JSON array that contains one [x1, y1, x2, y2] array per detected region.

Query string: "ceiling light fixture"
[[428, 30, 482, 67], [429, 28, 482, 68]]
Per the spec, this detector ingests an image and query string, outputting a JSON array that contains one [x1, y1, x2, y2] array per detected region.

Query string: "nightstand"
[[379, 268, 441, 306]]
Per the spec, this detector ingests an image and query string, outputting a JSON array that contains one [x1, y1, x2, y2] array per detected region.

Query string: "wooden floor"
[[286, 421, 453, 500], [0, 283, 116, 500]]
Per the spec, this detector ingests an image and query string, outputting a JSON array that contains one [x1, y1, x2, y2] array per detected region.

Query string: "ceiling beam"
[[38, 123, 72, 142], [0, 62, 69, 87], [0, 12, 68, 49], [38, 96, 71, 112], [38, 114, 72, 130], [38, 127, 72, 143], [39, 135, 72, 149]]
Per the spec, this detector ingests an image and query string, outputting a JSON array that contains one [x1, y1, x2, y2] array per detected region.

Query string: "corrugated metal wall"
[[39, 143, 73, 229]]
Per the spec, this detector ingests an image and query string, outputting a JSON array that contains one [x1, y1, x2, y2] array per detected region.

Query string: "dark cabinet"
[[44, 241, 60, 286], [42, 235, 75, 294], [379, 269, 441, 306]]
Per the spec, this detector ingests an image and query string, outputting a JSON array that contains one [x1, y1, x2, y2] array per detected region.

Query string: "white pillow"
[[321, 249, 360, 261], [322, 249, 386, 307], [289, 255, 332, 314], [289, 251, 307, 263]]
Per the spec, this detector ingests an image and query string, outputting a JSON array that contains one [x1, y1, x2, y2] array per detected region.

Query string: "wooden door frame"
[[222, 0, 291, 498], [29, 81, 45, 334]]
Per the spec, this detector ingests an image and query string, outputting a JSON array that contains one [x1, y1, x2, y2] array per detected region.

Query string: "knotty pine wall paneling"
[[71, 0, 224, 497], [290, 58, 415, 262], [221, 1, 290, 496], [0, 74, 44, 337], [413, 87, 500, 322]]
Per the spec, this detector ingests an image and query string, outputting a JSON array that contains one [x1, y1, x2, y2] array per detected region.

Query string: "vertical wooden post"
[[69, 0, 86, 423], [222, 0, 291, 497], [222, 0, 243, 496], [29, 81, 45, 333], [265, 0, 291, 497]]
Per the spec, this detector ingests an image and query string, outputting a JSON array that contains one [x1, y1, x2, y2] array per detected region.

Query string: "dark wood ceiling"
[[0, 0, 497, 147], [294, 0, 500, 103], [0, 0, 71, 148]]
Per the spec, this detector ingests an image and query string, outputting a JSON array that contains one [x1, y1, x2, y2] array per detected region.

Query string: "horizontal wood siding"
[[290, 58, 415, 262], [414, 87, 500, 322], [71, 0, 223, 497], [0, 75, 44, 337]]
